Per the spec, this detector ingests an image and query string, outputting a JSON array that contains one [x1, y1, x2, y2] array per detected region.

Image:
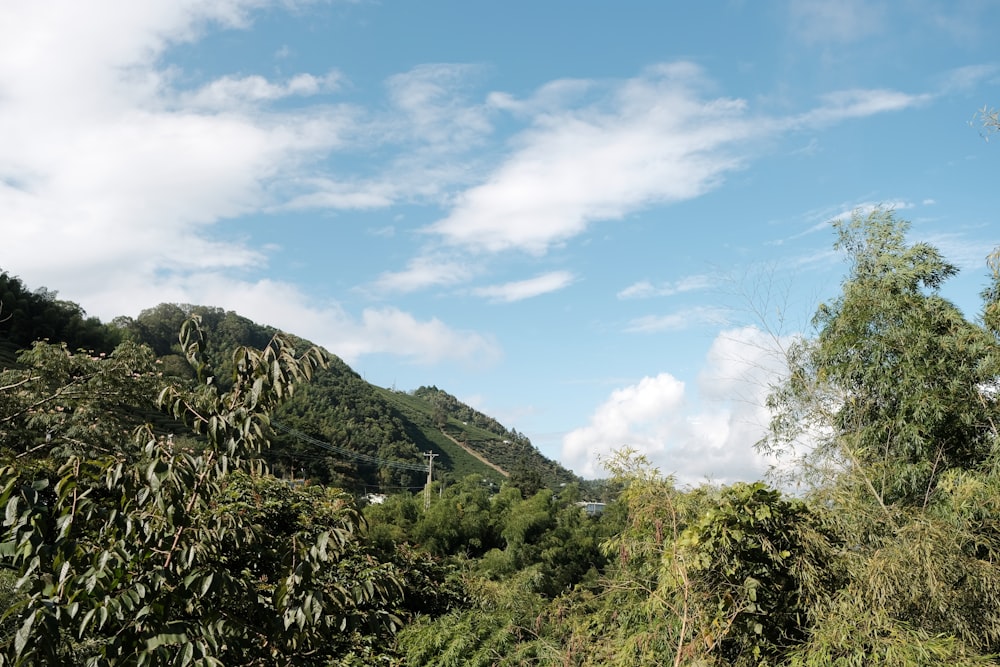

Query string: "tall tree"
[[0, 317, 412, 665], [763, 207, 999, 507], [762, 208, 1000, 663]]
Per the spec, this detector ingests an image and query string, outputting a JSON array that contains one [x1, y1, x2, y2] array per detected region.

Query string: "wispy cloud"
[[923, 232, 997, 271], [938, 64, 1000, 94], [426, 63, 753, 255], [472, 271, 576, 302], [624, 306, 731, 333], [788, 0, 886, 45], [180, 71, 343, 109], [618, 273, 716, 299], [795, 90, 932, 126], [421, 65, 934, 259], [370, 256, 475, 294], [384, 64, 494, 150]]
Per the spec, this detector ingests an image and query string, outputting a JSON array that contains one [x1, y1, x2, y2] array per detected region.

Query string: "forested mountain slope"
[[0, 280, 577, 493]]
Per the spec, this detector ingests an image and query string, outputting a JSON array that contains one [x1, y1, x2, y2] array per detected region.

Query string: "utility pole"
[[423, 451, 438, 509]]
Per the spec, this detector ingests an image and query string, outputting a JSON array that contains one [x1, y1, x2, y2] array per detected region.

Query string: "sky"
[[2, 0, 999, 485]]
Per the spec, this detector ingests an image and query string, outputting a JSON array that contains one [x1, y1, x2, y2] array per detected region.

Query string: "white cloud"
[[938, 64, 1000, 94], [625, 306, 731, 333], [797, 90, 931, 126], [562, 373, 687, 478], [826, 199, 914, 223], [618, 273, 716, 299], [0, 1, 350, 290], [0, 2, 947, 369], [351, 307, 501, 366], [472, 271, 575, 302], [181, 71, 342, 109], [788, 0, 886, 45], [0, 1, 504, 369], [563, 326, 793, 484], [422, 64, 932, 258], [426, 64, 753, 254], [370, 256, 475, 294], [384, 64, 495, 152]]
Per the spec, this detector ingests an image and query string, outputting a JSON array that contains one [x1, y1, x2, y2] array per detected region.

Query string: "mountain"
[[0, 273, 579, 494]]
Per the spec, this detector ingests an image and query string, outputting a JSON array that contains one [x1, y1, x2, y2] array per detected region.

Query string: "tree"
[[761, 208, 1000, 663], [763, 207, 999, 507], [977, 105, 1000, 140], [0, 316, 415, 665]]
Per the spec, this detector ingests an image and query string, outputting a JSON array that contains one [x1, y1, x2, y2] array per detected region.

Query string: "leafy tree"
[[413, 475, 501, 558], [763, 207, 999, 506], [0, 317, 415, 665], [0, 272, 119, 360], [761, 208, 1000, 663]]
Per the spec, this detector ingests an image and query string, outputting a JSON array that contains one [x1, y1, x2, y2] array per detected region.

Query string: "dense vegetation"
[[0, 273, 121, 366], [2, 208, 1000, 664], [108, 303, 576, 494]]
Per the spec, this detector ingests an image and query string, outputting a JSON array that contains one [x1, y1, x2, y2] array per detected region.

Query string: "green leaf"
[[14, 609, 36, 656], [146, 632, 188, 650]]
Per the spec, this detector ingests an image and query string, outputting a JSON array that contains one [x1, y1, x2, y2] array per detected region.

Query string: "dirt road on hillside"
[[439, 430, 510, 477]]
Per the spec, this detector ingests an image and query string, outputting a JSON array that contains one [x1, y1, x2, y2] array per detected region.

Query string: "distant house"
[[577, 501, 606, 517], [364, 493, 387, 505]]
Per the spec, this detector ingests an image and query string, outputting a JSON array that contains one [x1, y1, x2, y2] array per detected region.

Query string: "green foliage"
[[759, 208, 1000, 663], [0, 272, 120, 361], [595, 451, 829, 667], [9, 212, 1000, 665], [764, 208, 999, 506], [413, 475, 502, 558], [0, 317, 417, 665], [395, 570, 556, 667], [271, 364, 426, 491], [412, 386, 579, 490], [673, 483, 829, 666]]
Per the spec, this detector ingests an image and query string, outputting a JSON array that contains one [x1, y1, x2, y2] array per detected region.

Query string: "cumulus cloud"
[[563, 326, 793, 484], [472, 271, 576, 302], [562, 374, 688, 478]]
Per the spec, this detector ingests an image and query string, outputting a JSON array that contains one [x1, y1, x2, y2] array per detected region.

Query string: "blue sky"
[[3, 0, 999, 483]]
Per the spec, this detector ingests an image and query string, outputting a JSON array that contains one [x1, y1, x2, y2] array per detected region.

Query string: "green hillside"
[[411, 385, 579, 487], [0, 274, 573, 494]]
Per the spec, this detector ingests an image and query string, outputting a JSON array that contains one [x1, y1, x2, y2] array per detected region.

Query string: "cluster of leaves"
[[0, 317, 432, 665]]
